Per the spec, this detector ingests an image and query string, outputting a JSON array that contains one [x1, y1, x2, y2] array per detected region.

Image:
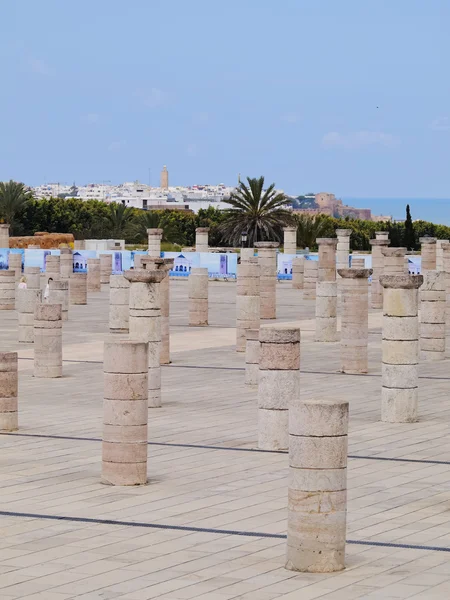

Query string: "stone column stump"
[[87, 258, 101, 292], [420, 271, 445, 361], [0, 352, 18, 431], [315, 282, 338, 342], [283, 227, 297, 254], [69, 273, 87, 305], [0, 270, 16, 310], [336, 229, 351, 275], [189, 267, 208, 326], [100, 253, 112, 285], [24, 266, 41, 290], [195, 227, 210, 253], [255, 242, 279, 319], [292, 257, 304, 289], [236, 258, 260, 351], [102, 340, 149, 485], [60, 248, 73, 280], [49, 280, 69, 321], [381, 247, 407, 275], [109, 274, 130, 333], [147, 228, 163, 257], [45, 255, 60, 281], [33, 303, 63, 378], [258, 326, 300, 451], [245, 329, 259, 386], [241, 248, 254, 261], [369, 238, 390, 309], [380, 274, 423, 423], [303, 260, 318, 300], [420, 237, 437, 273], [436, 240, 449, 272], [17, 288, 42, 342], [286, 398, 348, 573]]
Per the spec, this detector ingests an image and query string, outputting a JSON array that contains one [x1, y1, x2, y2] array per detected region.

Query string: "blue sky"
[[1, 0, 449, 198]]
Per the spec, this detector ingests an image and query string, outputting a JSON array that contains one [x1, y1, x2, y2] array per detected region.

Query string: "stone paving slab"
[[1, 281, 450, 598]]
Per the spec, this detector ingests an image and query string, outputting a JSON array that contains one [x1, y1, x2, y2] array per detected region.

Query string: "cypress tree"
[[404, 204, 415, 250]]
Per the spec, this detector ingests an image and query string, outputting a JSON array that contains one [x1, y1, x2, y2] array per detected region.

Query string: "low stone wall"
[[9, 233, 74, 249]]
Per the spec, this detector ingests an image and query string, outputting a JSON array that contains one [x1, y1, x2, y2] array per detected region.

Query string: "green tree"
[[131, 210, 185, 245], [0, 180, 33, 232], [295, 214, 329, 249], [404, 204, 415, 250], [104, 202, 135, 238], [220, 176, 293, 246]]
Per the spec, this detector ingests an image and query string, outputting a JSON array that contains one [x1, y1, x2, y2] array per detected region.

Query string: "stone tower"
[[160, 165, 169, 189]]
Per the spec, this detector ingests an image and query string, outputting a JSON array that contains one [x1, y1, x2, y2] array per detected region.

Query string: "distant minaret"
[[160, 165, 169, 189], [238, 173, 241, 184]]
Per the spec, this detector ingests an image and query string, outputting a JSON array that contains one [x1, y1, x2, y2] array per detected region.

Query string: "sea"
[[343, 198, 450, 226]]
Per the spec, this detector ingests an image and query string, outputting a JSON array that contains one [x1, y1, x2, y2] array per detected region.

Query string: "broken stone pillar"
[[241, 248, 254, 261], [255, 242, 279, 319], [283, 227, 297, 254], [336, 229, 351, 275], [48, 280, 69, 321], [100, 253, 112, 285], [369, 238, 390, 309], [24, 266, 41, 290], [133, 254, 145, 269], [419, 237, 437, 274], [125, 269, 164, 408], [34, 303, 63, 378], [286, 398, 348, 573], [87, 258, 101, 292], [338, 268, 372, 373], [69, 273, 87, 305], [109, 274, 130, 333], [189, 267, 208, 326], [8, 253, 22, 282], [381, 247, 406, 275], [420, 271, 445, 361], [45, 255, 60, 281], [245, 329, 259, 386], [436, 240, 449, 272], [0, 352, 18, 431], [0, 224, 10, 248], [102, 340, 148, 485], [147, 228, 163, 257], [60, 248, 73, 281], [351, 257, 365, 268], [380, 274, 423, 423], [258, 326, 300, 451], [195, 227, 209, 253], [292, 257, 304, 289], [17, 288, 42, 342], [0, 271, 16, 310], [315, 239, 338, 342], [303, 260, 318, 300], [236, 258, 260, 351]]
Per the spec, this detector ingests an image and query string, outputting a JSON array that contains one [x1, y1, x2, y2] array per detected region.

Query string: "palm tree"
[[105, 202, 135, 238], [295, 214, 329, 249], [0, 180, 33, 230], [220, 176, 293, 246], [130, 210, 184, 245]]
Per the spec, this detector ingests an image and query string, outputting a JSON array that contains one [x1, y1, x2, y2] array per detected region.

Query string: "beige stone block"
[[288, 466, 346, 492], [289, 435, 348, 469], [258, 369, 300, 409], [103, 340, 148, 374], [259, 342, 300, 370], [382, 316, 419, 341], [103, 424, 148, 443], [245, 363, 259, 386], [101, 461, 147, 486], [259, 326, 300, 344], [315, 317, 338, 342], [381, 387, 418, 422], [382, 340, 419, 365], [288, 489, 347, 513], [102, 441, 148, 463], [258, 408, 288, 451], [420, 337, 445, 353], [420, 302, 445, 324], [382, 363, 418, 388], [383, 288, 418, 316], [289, 399, 348, 437], [103, 373, 148, 400], [0, 411, 18, 431], [103, 399, 148, 426]]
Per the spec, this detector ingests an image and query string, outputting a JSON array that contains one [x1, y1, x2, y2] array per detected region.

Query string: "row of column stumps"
[[236, 258, 260, 351], [315, 238, 337, 342], [124, 268, 164, 408]]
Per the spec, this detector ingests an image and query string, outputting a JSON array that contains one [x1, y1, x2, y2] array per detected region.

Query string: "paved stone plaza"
[[2, 280, 450, 599]]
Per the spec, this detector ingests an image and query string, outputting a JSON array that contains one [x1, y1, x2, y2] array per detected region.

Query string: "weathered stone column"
[[292, 257, 304, 289], [87, 258, 101, 292], [336, 229, 351, 275], [255, 242, 279, 319], [60, 248, 73, 280], [436, 239, 449, 272], [241, 248, 254, 261], [258, 326, 300, 451], [369, 238, 390, 309], [245, 329, 259, 386], [0, 352, 18, 431], [283, 227, 297, 254], [102, 340, 148, 486], [195, 227, 209, 252], [380, 274, 422, 423], [189, 267, 208, 326], [338, 268, 372, 373], [0, 224, 10, 248], [0, 271, 16, 310], [34, 303, 63, 378], [315, 239, 338, 342], [24, 266, 41, 290], [236, 258, 260, 351], [381, 247, 406, 275], [109, 274, 130, 333], [45, 255, 60, 281], [69, 273, 87, 305], [100, 253, 112, 285], [350, 257, 365, 268], [376, 231, 389, 242], [303, 260, 318, 300], [18, 288, 42, 342], [286, 398, 348, 573], [419, 237, 437, 273], [8, 253, 22, 282], [147, 228, 163, 257], [48, 280, 69, 321], [125, 269, 164, 408], [420, 271, 445, 361]]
